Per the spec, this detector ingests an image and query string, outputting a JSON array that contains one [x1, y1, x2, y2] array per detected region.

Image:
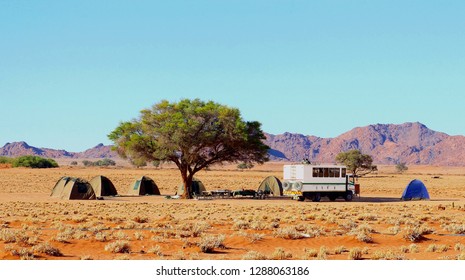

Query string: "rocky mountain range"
[[0, 142, 117, 159], [265, 122, 465, 166], [1, 122, 465, 165]]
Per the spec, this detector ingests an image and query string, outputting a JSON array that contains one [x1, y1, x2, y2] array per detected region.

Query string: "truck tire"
[[344, 191, 353, 201], [328, 194, 337, 201], [312, 192, 321, 202], [297, 196, 305, 202]]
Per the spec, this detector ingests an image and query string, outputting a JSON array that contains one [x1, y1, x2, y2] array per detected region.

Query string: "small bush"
[[271, 247, 292, 260], [104, 241, 131, 253], [303, 248, 318, 259], [402, 226, 427, 242], [33, 243, 63, 256], [197, 234, 225, 253], [242, 251, 268, 260], [148, 245, 164, 257], [274, 227, 305, 240], [348, 248, 363, 260]]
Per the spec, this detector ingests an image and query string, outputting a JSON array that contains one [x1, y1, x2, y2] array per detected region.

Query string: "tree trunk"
[[180, 170, 193, 199]]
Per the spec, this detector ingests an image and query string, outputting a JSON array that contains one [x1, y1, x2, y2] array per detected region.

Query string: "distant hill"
[[2, 122, 465, 165], [264, 122, 465, 166], [0, 142, 117, 159]]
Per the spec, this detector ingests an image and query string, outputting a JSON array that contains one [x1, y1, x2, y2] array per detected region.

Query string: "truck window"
[[323, 168, 329, 177], [342, 168, 346, 177], [312, 168, 319, 177], [330, 168, 340, 177]]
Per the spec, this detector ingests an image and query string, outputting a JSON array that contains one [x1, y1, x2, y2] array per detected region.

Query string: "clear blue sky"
[[1, 0, 464, 151]]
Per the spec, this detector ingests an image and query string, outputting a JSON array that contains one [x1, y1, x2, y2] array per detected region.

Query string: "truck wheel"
[[344, 192, 353, 201], [312, 193, 321, 202], [297, 196, 305, 201], [328, 194, 337, 201]]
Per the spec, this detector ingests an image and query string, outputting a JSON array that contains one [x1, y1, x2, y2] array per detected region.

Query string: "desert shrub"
[[82, 160, 93, 167], [104, 241, 131, 253], [82, 158, 116, 167], [33, 242, 63, 256], [95, 158, 116, 166], [409, 244, 420, 253], [334, 246, 347, 255], [248, 233, 265, 243], [70, 161, 78, 166], [274, 226, 305, 240], [0, 228, 17, 243], [197, 234, 225, 253], [317, 246, 328, 260], [443, 224, 465, 234], [233, 220, 250, 230], [95, 232, 108, 242], [356, 232, 373, 243], [402, 226, 428, 242], [0, 156, 13, 164], [6, 246, 35, 260], [134, 231, 145, 240], [302, 248, 318, 259], [12, 156, 58, 168], [454, 243, 465, 251], [133, 216, 149, 224], [372, 250, 406, 260], [148, 245, 164, 257], [427, 244, 448, 253], [348, 248, 363, 260], [242, 251, 267, 260], [396, 162, 408, 173], [237, 162, 254, 170], [271, 247, 292, 260]]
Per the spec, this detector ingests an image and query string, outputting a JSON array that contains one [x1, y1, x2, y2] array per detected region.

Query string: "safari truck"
[[282, 164, 359, 202]]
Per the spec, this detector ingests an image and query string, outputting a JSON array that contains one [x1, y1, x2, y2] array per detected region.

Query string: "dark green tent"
[[50, 177, 96, 200], [176, 178, 206, 196], [257, 176, 283, 196], [90, 175, 118, 196], [127, 176, 160, 195]]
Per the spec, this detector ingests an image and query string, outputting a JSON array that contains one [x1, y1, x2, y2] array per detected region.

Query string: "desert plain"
[[1, 162, 465, 260]]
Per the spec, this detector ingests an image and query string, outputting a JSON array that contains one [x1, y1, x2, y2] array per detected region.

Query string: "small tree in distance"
[[108, 98, 270, 199], [396, 162, 408, 173], [335, 150, 377, 176]]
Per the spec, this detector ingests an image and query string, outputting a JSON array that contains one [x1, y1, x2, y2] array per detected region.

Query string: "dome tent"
[[401, 179, 430, 200], [176, 178, 206, 196], [127, 176, 160, 195], [50, 177, 96, 200], [257, 176, 283, 196], [90, 175, 118, 196]]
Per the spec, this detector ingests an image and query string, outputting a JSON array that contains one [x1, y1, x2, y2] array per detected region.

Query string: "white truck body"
[[283, 164, 357, 201]]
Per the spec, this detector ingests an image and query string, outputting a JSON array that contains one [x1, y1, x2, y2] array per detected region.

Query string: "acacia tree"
[[108, 99, 270, 198], [335, 150, 377, 176]]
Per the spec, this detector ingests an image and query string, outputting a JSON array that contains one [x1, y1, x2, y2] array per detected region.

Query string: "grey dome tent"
[[127, 176, 160, 195], [401, 179, 430, 200], [176, 178, 206, 196], [50, 177, 96, 200], [257, 176, 283, 196], [90, 175, 118, 196]]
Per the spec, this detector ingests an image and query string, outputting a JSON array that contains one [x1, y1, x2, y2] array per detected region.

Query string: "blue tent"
[[401, 179, 430, 200]]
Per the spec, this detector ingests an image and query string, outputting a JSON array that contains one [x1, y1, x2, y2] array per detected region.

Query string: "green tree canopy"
[[335, 150, 377, 176], [108, 99, 270, 198]]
